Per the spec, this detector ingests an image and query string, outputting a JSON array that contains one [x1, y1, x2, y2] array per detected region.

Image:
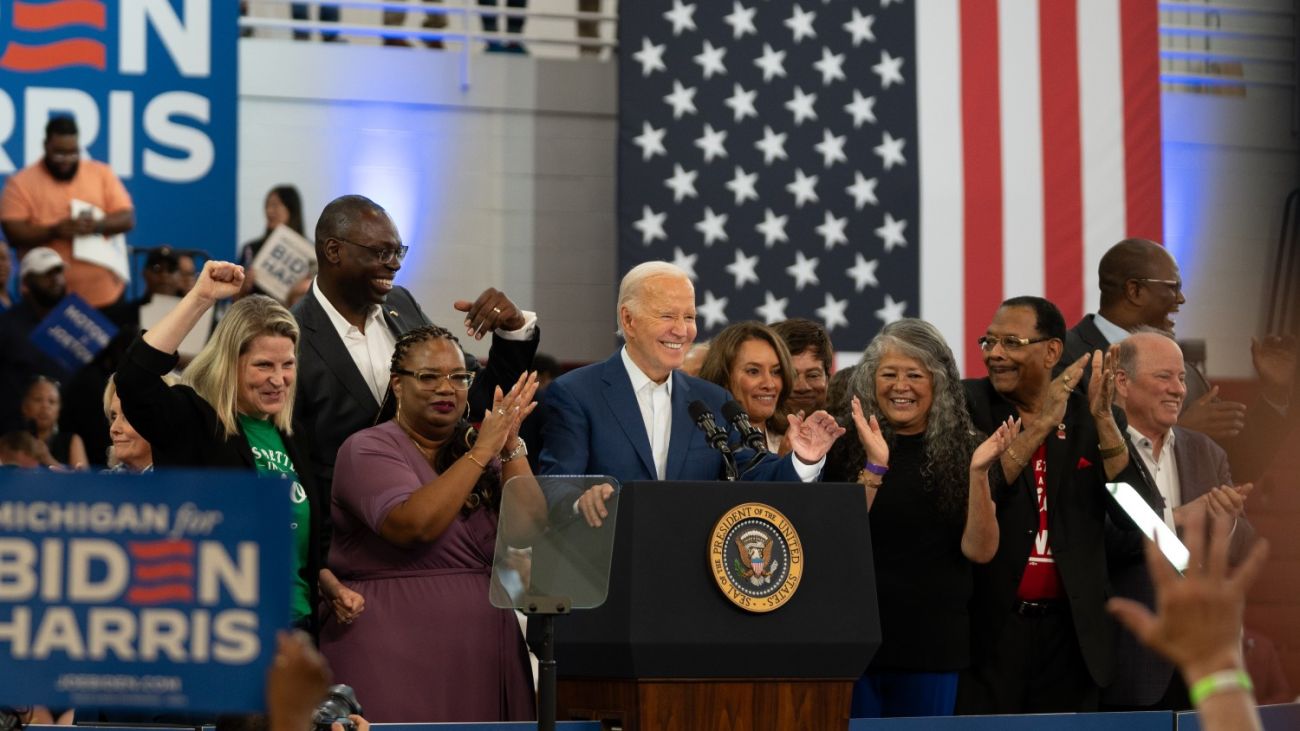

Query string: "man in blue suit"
[[538, 261, 843, 526]]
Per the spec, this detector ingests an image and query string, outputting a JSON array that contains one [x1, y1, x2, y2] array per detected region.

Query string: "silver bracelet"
[[500, 438, 528, 463]]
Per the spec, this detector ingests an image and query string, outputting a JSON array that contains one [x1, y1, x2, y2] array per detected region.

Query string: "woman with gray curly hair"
[[825, 318, 1018, 718]]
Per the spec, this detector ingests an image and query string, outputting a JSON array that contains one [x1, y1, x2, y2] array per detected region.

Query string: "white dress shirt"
[[1092, 312, 1132, 346], [1127, 425, 1182, 533], [311, 277, 540, 405]]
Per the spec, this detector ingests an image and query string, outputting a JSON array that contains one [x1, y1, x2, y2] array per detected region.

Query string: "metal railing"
[[1159, 0, 1296, 93]]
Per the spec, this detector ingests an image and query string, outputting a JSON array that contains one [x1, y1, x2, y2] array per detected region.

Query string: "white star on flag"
[[844, 90, 876, 128], [695, 124, 728, 162], [786, 168, 819, 207], [813, 47, 846, 85], [756, 208, 789, 247], [665, 164, 699, 202], [663, 0, 697, 35], [815, 292, 849, 332], [695, 207, 729, 245], [815, 210, 848, 249], [694, 40, 728, 79], [846, 253, 879, 291], [784, 4, 817, 43], [726, 166, 760, 205], [875, 293, 907, 324], [723, 1, 757, 39], [874, 130, 907, 169], [872, 49, 905, 88], [753, 43, 787, 82], [698, 290, 730, 328], [875, 212, 908, 251], [847, 171, 879, 209], [785, 86, 819, 125], [725, 249, 760, 288], [786, 249, 820, 290], [633, 206, 667, 244], [755, 126, 788, 165], [755, 291, 789, 324], [633, 122, 667, 161], [843, 9, 875, 46], [814, 128, 847, 168], [724, 83, 759, 122], [633, 37, 667, 76], [671, 246, 698, 279], [664, 80, 698, 119]]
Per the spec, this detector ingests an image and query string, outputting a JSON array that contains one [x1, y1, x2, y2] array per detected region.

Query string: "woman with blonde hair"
[[698, 321, 795, 453], [115, 260, 362, 636], [102, 373, 176, 473]]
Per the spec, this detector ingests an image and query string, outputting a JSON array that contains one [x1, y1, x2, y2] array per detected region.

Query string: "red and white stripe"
[[918, 0, 1163, 375]]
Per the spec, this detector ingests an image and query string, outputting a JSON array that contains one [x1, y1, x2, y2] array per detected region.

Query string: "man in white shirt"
[[536, 261, 843, 526], [1104, 329, 1256, 710], [292, 194, 539, 492]]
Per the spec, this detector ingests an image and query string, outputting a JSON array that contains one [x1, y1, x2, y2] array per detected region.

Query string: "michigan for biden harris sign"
[[0, 0, 237, 259], [0, 470, 289, 712]]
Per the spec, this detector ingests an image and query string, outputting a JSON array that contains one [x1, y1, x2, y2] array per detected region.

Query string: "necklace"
[[394, 414, 439, 463]]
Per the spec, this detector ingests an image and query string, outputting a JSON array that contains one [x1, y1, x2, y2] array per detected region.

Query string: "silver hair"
[[843, 318, 981, 516], [615, 261, 692, 337]]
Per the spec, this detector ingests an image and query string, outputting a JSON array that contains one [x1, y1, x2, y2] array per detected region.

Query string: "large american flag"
[[617, 0, 1163, 373]]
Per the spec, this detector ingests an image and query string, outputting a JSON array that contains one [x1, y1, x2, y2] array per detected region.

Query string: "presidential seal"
[[708, 502, 803, 613]]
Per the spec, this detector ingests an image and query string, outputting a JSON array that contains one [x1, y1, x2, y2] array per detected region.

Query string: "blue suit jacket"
[[537, 351, 800, 508]]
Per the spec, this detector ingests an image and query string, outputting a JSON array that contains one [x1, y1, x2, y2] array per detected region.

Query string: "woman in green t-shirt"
[[116, 260, 363, 637]]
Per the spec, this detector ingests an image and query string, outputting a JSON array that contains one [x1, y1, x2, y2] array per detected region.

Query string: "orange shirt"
[[0, 158, 133, 307]]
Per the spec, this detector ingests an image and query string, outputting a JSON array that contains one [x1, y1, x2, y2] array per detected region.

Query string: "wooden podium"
[[536, 480, 880, 731]]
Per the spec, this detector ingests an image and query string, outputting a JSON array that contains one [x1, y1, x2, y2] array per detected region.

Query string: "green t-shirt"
[[239, 414, 312, 622]]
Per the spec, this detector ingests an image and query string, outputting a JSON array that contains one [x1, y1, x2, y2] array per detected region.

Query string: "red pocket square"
[[1077, 457, 1093, 469]]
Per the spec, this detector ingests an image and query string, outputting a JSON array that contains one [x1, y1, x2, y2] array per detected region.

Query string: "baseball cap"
[[19, 247, 65, 278]]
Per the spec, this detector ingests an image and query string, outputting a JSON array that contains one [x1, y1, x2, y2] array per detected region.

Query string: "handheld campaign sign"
[[249, 226, 315, 303], [1106, 481, 1190, 573], [0, 470, 290, 713], [28, 293, 119, 373]]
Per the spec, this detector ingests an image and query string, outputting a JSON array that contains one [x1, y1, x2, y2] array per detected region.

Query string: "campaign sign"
[[0, 0, 239, 260], [0, 470, 290, 712], [28, 292, 118, 373], [250, 225, 316, 303]]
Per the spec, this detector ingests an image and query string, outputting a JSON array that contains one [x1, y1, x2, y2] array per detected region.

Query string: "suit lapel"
[[299, 289, 380, 412], [601, 354, 657, 479], [664, 372, 697, 480]]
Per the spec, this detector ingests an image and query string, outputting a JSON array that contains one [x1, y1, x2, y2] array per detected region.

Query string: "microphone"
[[688, 400, 731, 452], [722, 400, 768, 454]]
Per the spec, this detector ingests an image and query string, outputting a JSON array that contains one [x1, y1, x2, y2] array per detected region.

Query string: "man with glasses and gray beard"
[[292, 194, 538, 494]]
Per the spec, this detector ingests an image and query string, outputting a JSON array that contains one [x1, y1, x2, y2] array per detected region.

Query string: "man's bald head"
[[314, 195, 391, 259]]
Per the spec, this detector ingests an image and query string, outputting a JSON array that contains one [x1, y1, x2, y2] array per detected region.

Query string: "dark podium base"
[[557, 677, 853, 731]]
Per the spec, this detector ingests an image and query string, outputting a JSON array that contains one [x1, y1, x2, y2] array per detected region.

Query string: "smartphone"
[[1106, 481, 1190, 573]]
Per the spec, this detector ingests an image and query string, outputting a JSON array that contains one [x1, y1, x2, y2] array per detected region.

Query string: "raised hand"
[[1088, 347, 1120, 422], [1178, 386, 1247, 441], [500, 371, 540, 458], [1252, 334, 1296, 403], [850, 396, 889, 467], [787, 409, 846, 465], [972, 416, 1020, 473], [192, 260, 246, 302], [454, 287, 526, 340]]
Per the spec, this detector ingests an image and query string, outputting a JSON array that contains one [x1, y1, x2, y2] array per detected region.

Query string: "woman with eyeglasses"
[[115, 260, 363, 637], [319, 325, 540, 722]]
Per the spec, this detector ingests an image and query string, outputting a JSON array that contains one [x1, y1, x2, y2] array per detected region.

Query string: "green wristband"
[[1188, 669, 1253, 706]]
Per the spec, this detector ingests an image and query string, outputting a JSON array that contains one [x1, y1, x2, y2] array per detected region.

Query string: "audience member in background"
[[116, 260, 361, 637], [1108, 512, 1270, 731], [240, 184, 306, 299], [1064, 238, 1295, 481], [102, 374, 173, 473], [826, 363, 857, 418], [104, 246, 186, 330], [22, 376, 86, 469], [0, 430, 55, 468], [698, 321, 794, 454], [177, 252, 198, 294], [773, 318, 834, 417], [479, 0, 527, 53], [824, 319, 1007, 717], [285, 261, 317, 309], [291, 2, 341, 42], [0, 245, 13, 312], [680, 340, 709, 377], [292, 194, 538, 494], [0, 116, 134, 308], [957, 296, 1152, 715], [1103, 329, 1256, 711], [0, 247, 69, 432], [322, 326, 538, 722], [382, 0, 447, 48]]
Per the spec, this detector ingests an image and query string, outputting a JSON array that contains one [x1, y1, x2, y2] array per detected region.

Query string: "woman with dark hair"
[[238, 185, 306, 299], [825, 318, 1017, 718], [115, 260, 362, 635], [772, 318, 834, 416], [698, 321, 794, 453], [21, 375, 87, 469], [319, 325, 540, 722]]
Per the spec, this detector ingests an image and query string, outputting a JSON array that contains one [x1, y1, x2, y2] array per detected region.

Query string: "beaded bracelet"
[[1188, 669, 1253, 706]]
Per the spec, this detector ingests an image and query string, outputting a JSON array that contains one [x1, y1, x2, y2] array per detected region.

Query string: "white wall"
[[239, 41, 618, 362]]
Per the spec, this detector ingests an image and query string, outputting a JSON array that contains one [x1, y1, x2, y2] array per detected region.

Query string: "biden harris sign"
[[0, 470, 289, 712], [0, 0, 238, 259]]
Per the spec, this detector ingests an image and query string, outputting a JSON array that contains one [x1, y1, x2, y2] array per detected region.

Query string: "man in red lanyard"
[[957, 296, 1153, 715]]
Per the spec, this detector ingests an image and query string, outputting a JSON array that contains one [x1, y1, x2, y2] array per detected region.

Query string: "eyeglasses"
[[977, 335, 1051, 351], [333, 236, 408, 265], [1134, 278, 1182, 296], [392, 368, 475, 390]]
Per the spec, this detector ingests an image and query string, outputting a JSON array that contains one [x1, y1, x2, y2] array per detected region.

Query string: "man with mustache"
[[1064, 238, 1295, 481], [0, 116, 135, 309]]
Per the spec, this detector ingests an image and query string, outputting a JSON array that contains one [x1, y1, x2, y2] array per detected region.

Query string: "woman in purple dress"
[[320, 325, 540, 722]]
